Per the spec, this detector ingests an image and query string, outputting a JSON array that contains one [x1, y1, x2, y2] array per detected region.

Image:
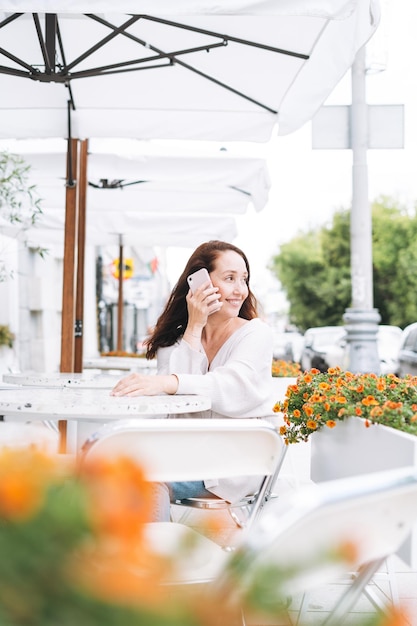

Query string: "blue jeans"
[[169, 480, 218, 502], [152, 481, 219, 521]]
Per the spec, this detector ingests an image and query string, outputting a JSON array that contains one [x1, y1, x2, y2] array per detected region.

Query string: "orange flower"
[[318, 382, 331, 391], [384, 401, 403, 410], [370, 406, 383, 417], [355, 407, 363, 416], [293, 409, 301, 418], [279, 425, 287, 436], [81, 456, 155, 546], [324, 402, 331, 412], [361, 395, 379, 406], [334, 540, 358, 565], [306, 420, 318, 430], [0, 449, 56, 520], [303, 405, 314, 417], [326, 420, 336, 429], [377, 606, 411, 626]]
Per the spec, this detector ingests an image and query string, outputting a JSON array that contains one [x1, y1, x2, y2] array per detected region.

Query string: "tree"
[[269, 196, 417, 331], [0, 151, 45, 281]]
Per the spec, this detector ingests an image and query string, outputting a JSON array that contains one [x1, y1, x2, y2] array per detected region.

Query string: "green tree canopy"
[[269, 196, 417, 331]]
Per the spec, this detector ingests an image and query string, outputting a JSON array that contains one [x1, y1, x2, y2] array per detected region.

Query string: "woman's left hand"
[[110, 373, 178, 397]]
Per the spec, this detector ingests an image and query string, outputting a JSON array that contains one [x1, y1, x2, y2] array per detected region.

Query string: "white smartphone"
[[187, 268, 212, 293]]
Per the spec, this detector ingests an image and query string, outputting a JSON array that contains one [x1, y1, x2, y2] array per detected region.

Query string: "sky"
[[166, 0, 417, 314]]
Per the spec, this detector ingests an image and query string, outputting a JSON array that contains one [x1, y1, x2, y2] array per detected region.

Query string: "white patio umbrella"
[[0, 1, 380, 140], [7, 148, 269, 247]]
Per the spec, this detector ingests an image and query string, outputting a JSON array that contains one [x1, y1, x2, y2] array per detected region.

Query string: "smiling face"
[[209, 250, 249, 317]]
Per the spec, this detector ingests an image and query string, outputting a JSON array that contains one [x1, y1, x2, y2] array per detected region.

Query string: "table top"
[[3, 372, 124, 389], [83, 357, 157, 371], [0, 387, 210, 421]]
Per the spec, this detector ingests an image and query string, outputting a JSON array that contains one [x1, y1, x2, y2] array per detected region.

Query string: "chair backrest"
[[81, 418, 285, 483], [220, 466, 417, 596]]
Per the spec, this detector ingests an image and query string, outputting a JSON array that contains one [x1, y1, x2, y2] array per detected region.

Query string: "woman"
[[111, 240, 274, 518]]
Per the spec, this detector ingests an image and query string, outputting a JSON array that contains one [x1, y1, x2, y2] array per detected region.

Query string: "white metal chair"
[[81, 417, 285, 575], [172, 419, 287, 529], [213, 465, 417, 625]]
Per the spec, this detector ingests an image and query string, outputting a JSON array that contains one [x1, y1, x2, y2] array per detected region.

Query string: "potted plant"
[[274, 367, 417, 445], [274, 367, 417, 567]]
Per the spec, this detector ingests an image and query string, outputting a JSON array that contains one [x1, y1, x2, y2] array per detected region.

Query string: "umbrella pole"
[[117, 236, 124, 352], [59, 136, 79, 452], [74, 139, 88, 373]]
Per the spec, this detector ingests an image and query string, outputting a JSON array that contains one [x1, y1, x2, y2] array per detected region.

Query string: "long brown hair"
[[145, 240, 258, 359]]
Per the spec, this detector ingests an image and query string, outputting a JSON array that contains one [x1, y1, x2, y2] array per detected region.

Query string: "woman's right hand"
[[186, 281, 222, 326]]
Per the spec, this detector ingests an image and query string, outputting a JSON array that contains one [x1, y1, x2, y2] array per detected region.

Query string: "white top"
[[158, 318, 275, 419], [157, 318, 275, 501]]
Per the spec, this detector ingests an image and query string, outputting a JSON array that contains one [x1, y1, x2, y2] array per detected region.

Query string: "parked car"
[[396, 322, 417, 377], [324, 324, 403, 375], [272, 330, 304, 363], [300, 326, 346, 372]]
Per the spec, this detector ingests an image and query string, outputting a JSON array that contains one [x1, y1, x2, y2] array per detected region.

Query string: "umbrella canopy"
[[0, 0, 380, 140], [1, 147, 269, 247]]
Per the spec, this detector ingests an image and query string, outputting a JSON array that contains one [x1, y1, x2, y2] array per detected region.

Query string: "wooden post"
[[74, 139, 88, 373], [59, 137, 79, 452], [117, 235, 124, 352]]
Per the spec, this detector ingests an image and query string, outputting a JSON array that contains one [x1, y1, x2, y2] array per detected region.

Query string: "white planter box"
[[311, 416, 417, 567]]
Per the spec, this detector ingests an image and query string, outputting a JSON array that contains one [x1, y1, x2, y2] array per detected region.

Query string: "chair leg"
[[229, 505, 251, 528], [361, 556, 399, 613], [173, 506, 194, 524], [295, 592, 310, 626], [322, 557, 386, 625]]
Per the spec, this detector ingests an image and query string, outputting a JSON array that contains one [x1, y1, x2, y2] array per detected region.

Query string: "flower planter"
[[311, 416, 417, 567]]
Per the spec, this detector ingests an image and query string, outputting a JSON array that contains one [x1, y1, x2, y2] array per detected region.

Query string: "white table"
[[3, 372, 124, 389], [83, 357, 157, 372], [0, 387, 210, 453]]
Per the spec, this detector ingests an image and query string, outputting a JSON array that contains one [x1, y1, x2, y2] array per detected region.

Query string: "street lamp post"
[[343, 46, 381, 373]]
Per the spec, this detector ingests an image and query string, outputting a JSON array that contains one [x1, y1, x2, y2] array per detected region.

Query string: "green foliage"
[[270, 217, 350, 330], [270, 196, 417, 330], [0, 324, 14, 348], [0, 152, 42, 226], [0, 151, 46, 281]]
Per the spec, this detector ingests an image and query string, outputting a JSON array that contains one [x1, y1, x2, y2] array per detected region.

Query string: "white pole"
[[343, 46, 380, 373]]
